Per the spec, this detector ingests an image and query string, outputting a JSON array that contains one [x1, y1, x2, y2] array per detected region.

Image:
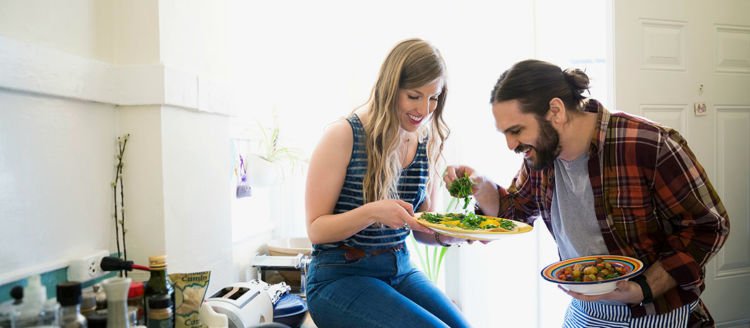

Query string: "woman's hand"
[[365, 199, 433, 233], [440, 234, 487, 245], [427, 233, 492, 246]]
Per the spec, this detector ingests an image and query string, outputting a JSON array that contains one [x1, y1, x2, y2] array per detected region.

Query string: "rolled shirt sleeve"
[[652, 130, 730, 294]]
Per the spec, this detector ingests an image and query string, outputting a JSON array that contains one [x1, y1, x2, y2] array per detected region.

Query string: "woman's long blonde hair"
[[361, 38, 449, 204]]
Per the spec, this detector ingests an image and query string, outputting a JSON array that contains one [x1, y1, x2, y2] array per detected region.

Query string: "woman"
[[304, 38, 471, 328]]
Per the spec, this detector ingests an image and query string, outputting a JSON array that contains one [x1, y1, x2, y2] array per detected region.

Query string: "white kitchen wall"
[[0, 0, 121, 285], [160, 106, 233, 285], [0, 0, 257, 294], [0, 90, 116, 283], [0, 0, 115, 61]]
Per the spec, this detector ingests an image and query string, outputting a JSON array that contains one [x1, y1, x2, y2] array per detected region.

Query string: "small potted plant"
[[247, 119, 306, 187]]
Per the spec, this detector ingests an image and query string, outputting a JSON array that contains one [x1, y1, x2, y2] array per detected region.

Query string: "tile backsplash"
[[0, 267, 117, 303]]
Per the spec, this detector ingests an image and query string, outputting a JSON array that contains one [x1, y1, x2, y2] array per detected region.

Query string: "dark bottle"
[[57, 281, 87, 328], [143, 255, 173, 325], [147, 295, 173, 328]]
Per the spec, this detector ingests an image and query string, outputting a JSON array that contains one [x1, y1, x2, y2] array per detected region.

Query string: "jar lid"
[[128, 281, 144, 298], [148, 295, 171, 309], [56, 281, 82, 306], [148, 255, 167, 269]]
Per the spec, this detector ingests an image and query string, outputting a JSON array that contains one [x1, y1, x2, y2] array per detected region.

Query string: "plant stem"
[[112, 134, 129, 277], [119, 135, 129, 277], [112, 181, 121, 260], [408, 235, 429, 278]]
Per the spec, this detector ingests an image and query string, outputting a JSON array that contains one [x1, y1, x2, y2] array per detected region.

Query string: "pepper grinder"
[[102, 277, 131, 328]]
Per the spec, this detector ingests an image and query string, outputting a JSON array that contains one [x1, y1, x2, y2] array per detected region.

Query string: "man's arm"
[[567, 130, 729, 305], [495, 162, 543, 224], [650, 130, 729, 296]]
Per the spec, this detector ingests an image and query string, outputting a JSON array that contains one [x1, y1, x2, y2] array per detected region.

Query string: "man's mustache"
[[515, 144, 533, 154]]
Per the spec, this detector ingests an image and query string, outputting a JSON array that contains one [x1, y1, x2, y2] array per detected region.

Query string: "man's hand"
[[443, 165, 501, 216], [443, 165, 476, 188], [560, 280, 645, 304]]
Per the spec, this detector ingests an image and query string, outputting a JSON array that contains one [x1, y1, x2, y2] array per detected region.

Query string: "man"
[[444, 59, 729, 327]]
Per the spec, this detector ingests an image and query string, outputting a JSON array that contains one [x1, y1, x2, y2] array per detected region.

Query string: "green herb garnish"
[[498, 219, 516, 231], [421, 212, 444, 223], [448, 173, 474, 210], [459, 212, 483, 229]]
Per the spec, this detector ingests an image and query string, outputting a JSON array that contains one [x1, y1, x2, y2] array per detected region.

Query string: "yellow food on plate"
[[441, 220, 461, 227], [479, 218, 501, 228], [418, 212, 518, 232]]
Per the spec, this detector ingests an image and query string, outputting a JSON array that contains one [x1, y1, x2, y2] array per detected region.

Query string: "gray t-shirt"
[[551, 153, 608, 260]]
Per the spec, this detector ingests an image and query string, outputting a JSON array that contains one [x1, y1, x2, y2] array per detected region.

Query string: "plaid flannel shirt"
[[493, 99, 730, 317]]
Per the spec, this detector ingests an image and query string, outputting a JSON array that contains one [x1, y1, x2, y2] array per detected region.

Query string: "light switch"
[[694, 102, 707, 116]]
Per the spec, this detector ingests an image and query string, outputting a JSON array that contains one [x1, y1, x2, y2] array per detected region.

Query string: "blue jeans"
[[305, 245, 471, 328]]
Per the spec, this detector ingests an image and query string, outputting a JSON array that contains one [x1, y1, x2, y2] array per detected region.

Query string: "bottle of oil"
[[143, 255, 173, 325], [147, 295, 173, 328]]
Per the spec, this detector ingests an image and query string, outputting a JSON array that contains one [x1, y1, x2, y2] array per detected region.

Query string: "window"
[[228, 0, 608, 326]]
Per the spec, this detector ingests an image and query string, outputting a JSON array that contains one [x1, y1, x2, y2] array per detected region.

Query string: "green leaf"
[[448, 173, 474, 212]]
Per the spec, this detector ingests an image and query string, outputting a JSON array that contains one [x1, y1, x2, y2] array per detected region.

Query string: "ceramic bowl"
[[541, 255, 644, 295]]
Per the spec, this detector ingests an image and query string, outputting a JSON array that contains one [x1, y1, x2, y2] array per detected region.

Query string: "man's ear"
[[546, 97, 566, 123]]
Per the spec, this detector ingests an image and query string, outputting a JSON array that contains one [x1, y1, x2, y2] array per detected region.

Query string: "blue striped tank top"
[[314, 114, 429, 251]]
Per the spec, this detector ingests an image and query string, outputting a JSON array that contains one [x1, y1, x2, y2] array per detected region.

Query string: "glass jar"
[[57, 281, 87, 328], [127, 282, 144, 325]]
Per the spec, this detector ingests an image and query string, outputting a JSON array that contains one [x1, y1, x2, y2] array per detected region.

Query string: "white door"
[[611, 0, 750, 326]]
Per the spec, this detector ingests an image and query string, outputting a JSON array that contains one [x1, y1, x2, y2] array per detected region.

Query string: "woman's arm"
[[305, 120, 375, 244], [305, 120, 428, 245]]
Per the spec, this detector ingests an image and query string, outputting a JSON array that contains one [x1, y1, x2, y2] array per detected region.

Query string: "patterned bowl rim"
[[540, 255, 644, 285]]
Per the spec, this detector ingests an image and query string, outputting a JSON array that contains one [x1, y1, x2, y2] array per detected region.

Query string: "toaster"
[[204, 280, 274, 328]]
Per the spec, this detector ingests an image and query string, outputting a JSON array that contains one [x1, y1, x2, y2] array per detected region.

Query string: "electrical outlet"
[[67, 250, 109, 282], [694, 102, 708, 116]]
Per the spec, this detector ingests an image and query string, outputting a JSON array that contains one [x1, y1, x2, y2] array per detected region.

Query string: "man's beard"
[[515, 116, 561, 170]]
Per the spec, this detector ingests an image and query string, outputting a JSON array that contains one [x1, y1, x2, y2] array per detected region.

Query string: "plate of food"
[[541, 255, 644, 295], [415, 212, 533, 241]]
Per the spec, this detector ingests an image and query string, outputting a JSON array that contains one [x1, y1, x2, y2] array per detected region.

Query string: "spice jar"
[[57, 281, 87, 328], [147, 295, 173, 328], [127, 281, 145, 325]]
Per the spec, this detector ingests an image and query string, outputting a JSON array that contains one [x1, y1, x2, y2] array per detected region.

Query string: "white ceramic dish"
[[541, 255, 644, 295], [415, 212, 532, 241]]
